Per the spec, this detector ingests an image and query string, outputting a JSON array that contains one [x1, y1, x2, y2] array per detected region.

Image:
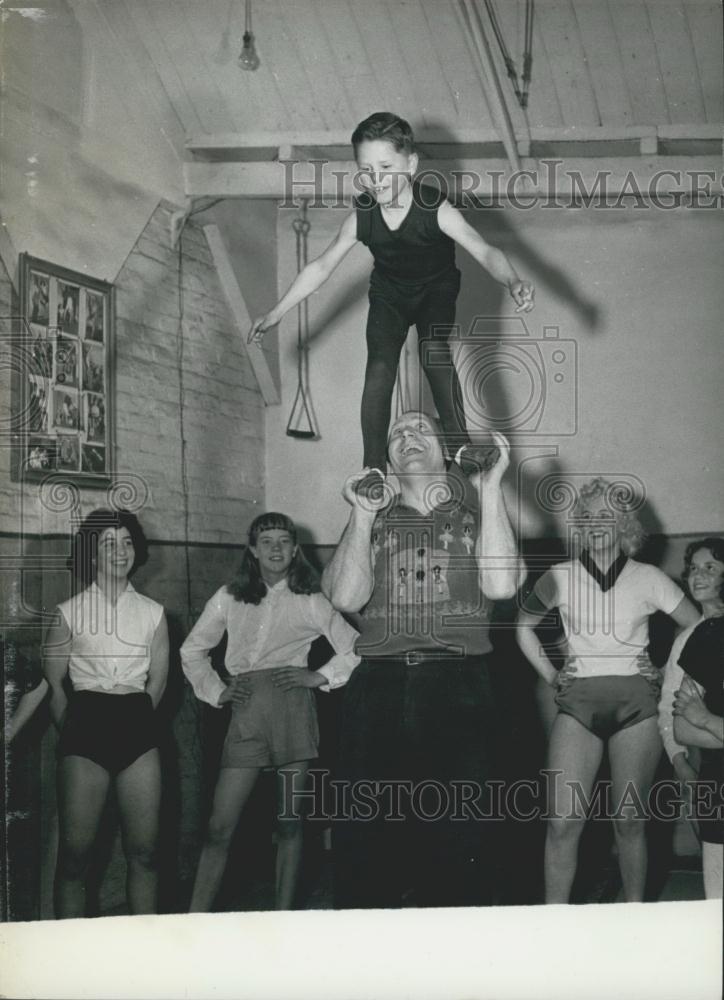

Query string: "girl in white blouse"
[[181, 512, 359, 911], [43, 509, 168, 918]]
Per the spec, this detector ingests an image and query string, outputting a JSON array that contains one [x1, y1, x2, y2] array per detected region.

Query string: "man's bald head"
[[387, 410, 442, 441]]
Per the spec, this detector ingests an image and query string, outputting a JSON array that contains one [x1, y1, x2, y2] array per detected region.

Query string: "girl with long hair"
[[181, 512, 359, 911]]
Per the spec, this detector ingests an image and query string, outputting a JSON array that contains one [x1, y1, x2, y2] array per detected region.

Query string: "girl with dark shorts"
[[181, 512, 359, 911], [43, 509, 169, 918], [659, 538, 724, 898], [517, 479, 699, 902]]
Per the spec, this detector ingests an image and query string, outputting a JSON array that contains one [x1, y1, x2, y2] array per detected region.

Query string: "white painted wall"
[[0, 0, 184, 283], [266, 201, 724, 544], [265, 205, 371, 543]]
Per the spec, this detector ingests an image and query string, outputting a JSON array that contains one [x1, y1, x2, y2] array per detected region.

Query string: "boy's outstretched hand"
[[248, 313, 277, 345], [510, 280, 535, 313]]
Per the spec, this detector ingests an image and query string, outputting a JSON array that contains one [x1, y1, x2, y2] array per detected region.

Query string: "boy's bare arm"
[[437, 201, 534, 312], [249, 212, 359, 343]]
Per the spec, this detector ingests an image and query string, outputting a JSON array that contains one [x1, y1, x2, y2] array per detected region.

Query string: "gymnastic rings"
[[285, 202, 318, 440]]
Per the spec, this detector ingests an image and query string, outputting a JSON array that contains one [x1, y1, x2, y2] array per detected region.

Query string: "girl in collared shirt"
[[517, 479, 699, 903], [43, 509, 169, 918], [181, 511, 359, 912]]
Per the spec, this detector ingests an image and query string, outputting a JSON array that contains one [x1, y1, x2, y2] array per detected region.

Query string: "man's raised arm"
[[322, 473, 381, 613], [472, 433, 525, 600]]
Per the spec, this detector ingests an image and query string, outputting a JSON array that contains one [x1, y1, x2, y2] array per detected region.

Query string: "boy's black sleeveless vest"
[[678, 616, 724, 845], [354, 180, 456, 286]]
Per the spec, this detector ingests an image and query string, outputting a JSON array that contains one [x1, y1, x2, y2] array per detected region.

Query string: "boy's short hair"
[[351, 112, 415, 155]]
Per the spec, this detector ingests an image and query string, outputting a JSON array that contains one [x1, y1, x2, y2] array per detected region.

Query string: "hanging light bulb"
[[238, 0, 260, 71], [239, 31, 259, 70]]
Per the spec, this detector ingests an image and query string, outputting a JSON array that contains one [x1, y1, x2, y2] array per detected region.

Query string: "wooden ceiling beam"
[[455, 0, 523, 175], [184, 156, 723, 201], [186, 128, 503, 151], [185, 124, 722, 159], [203, 225, 280, 406]]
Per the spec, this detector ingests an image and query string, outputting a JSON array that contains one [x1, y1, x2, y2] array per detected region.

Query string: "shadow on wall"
[[425, 120, 605, 543], [269, 120, 611, 542]]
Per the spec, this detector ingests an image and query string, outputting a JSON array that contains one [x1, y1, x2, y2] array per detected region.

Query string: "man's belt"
[[365, 649, 462, 666]]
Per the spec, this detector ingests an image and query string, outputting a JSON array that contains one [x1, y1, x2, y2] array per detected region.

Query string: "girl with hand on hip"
[[517, 479, 699, 903], [181, 512, 359, 911]]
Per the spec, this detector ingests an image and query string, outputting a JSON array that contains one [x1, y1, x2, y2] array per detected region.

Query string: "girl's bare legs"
[[608, 716, 662, 901], [55, 756, 110, 918], [189, 766, 261, 912], [545, 714, 605, 903], [702, 843, 723, 900], [535, 676, 559, 744], [275, 761, 310, 910], [116, 748, 162, 914]]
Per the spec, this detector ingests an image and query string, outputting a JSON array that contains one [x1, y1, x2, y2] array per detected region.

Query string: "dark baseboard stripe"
[[1, 530, 720, 548]]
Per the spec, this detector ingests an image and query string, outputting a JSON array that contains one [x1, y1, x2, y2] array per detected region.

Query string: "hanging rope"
[[285, 201, 317, 439], [483, 0, 522, 105], [521, 0, 534, 109], [482, 0, 534, 110]]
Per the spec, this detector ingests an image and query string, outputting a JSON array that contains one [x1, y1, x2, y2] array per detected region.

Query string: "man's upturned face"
[[387, 412, 445, 475]]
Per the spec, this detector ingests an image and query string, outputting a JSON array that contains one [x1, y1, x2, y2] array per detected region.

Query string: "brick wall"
[[115, 202, 264, 544], [2, 200, 268, 918], [1, 201, 264, 539]]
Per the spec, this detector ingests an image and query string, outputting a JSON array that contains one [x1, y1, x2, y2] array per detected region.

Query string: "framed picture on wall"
[[13, 253, 114, 488]]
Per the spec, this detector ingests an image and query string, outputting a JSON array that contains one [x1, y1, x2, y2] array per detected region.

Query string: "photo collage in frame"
[[18, 255, 113, 485]]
